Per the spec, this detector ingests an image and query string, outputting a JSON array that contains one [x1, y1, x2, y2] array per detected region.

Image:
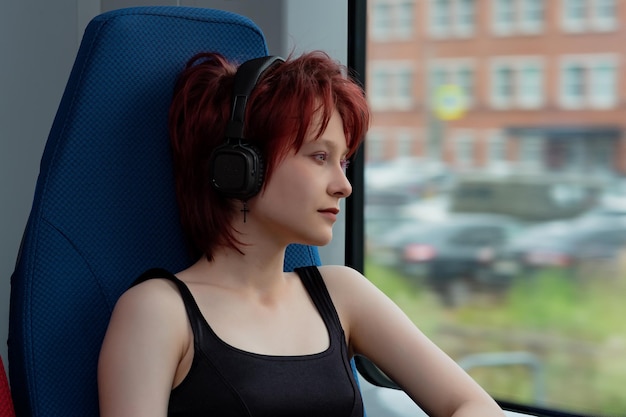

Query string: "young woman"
[[98, 50, 505, 417]]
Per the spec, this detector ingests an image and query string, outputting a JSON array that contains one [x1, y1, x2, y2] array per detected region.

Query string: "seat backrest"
[[0, 356, 15, 417], [8, 7, 321, 417]]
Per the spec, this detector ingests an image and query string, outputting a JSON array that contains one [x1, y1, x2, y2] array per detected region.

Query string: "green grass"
[[453, 268, 626, 341], [364, 259, 626, 416]]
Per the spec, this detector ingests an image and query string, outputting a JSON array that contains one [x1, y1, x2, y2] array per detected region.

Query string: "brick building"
[[366, 0, 626, 178]]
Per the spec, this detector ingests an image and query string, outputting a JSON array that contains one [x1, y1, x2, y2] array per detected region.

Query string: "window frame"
[[428, 0, 476, 38], [559, 54, 619, 109], [370, 0, 416, 41], [490, 56, 546, 110], [368, 60, 416, 110]]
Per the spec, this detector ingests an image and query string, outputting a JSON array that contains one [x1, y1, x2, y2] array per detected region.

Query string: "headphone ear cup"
[[209, 55, 282, 201], [209, 140, 264, 200]]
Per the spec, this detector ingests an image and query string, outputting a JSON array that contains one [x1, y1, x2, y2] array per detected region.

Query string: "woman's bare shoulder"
[[314, 265, 379, 315], [316, 264, 373, 293], [99, 274, 191, 416], [317, 264, 362, 278], [111, 275, 188, 328]]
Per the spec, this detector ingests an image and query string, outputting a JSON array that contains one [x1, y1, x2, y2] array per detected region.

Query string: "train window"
[[361, 1, 626, 416]]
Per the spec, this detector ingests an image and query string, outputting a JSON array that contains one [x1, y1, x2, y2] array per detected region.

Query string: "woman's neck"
[[183, 245, 290, 296]]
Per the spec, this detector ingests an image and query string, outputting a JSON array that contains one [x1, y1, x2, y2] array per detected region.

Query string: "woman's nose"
[[330, 166, 352, 198]]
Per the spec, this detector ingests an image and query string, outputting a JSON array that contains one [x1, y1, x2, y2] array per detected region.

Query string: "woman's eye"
[[340, 159, 350, 172], [313, 153, 328, 163]]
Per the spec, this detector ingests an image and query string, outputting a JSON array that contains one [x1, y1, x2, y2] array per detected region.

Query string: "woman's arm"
[[98, 279, 189, 417], [320, 265, 505, 417]]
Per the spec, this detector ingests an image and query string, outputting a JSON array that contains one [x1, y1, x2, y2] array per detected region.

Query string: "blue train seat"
[[8, 6, 351, 416]]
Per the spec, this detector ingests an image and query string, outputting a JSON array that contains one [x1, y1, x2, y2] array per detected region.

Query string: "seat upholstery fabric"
[[8, 7, 323, 417]]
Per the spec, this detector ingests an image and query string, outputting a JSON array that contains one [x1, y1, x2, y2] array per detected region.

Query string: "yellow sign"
[[433, 84, 466, 121]]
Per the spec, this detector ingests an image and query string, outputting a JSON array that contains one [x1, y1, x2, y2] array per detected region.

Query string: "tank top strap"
[[132, 268, 206, 347], [294, 266, 344, 336]]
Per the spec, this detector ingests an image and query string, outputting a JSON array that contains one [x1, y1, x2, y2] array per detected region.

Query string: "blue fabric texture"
[[8, 7, 334, 417]]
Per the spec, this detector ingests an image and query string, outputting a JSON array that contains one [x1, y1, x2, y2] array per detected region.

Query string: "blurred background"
[[363, 1, 626, 416]]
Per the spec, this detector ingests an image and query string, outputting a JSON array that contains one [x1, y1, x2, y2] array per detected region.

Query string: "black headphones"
[[209, 55, 284, 200]]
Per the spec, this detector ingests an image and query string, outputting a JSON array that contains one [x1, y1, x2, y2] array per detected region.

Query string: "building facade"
[[367, 0, 626, 178]]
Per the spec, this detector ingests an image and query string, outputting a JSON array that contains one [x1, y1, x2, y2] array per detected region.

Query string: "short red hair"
[[169, 51, 370, 260]]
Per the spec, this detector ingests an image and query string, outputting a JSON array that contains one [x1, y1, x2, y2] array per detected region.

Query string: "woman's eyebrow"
[[314, 138, 349, 156]]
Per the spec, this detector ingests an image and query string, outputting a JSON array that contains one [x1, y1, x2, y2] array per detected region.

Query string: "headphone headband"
[[226, 55, 284, 140]]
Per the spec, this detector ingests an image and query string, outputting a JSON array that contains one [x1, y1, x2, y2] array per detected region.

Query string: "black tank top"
[[133, 266, 364, 417]]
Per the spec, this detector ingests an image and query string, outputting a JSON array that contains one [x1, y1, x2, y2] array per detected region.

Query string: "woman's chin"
[[297, 231, 333, 248]]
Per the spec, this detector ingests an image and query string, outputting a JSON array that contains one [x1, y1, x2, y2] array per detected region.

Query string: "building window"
[[559, 55, 618, 109], [369, 62, 416, 111], [397, 0, 416, 37], [568, 138, 586, 173], [518, 63, 544, 108], [493, 0, 545, 35], [561, 0, 617, 32], [486, 130, 508, 171], [429, 0, 476, 38], [370, 68, 392, 108], [366, 131, 386, 162], [371, 2, 393, 39], [490, 57, 545, 109], [491, 64, 515, 108], [518, 134, 544, 172], [493, 0, 516, 35], [430, 0, 452, 37], [520, 0, 545, 33], [396, 68, 414, 107], [562, 0, 587, 33], [431, 68, 449, 92], [396, 130, 415, 157], [496, 67, 514, 97], [592, 0, 617, 31], [371, 0, 416, 40], [456, 67, 475, 106], [589, 139, 613, 175], [456, 0, 476, 36], [562, 64, 586, 108], [589, 63, 617, 108]]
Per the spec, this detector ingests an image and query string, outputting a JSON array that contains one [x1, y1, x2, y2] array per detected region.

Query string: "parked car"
[[370, 213, 522, 305], [450, 173, 603, 221], [579, 194, 626, 220], [489, 217, 626, 280]]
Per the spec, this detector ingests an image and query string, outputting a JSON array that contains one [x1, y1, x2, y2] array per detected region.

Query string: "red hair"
[[169, 51, 370, 260]]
